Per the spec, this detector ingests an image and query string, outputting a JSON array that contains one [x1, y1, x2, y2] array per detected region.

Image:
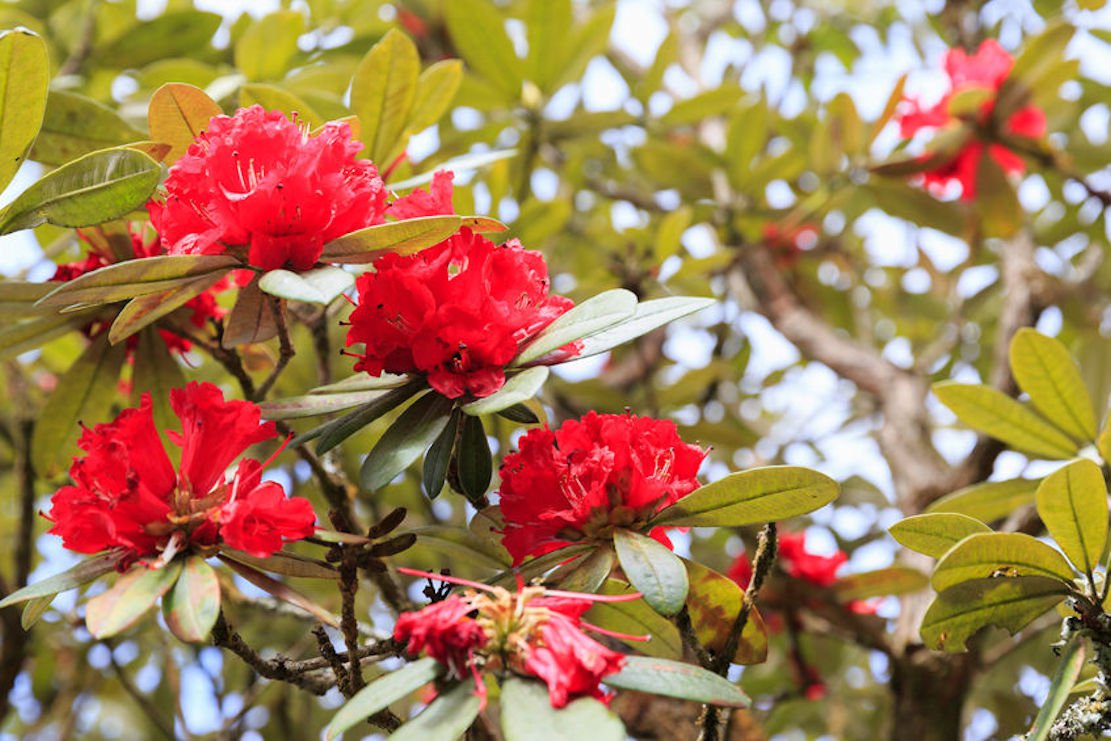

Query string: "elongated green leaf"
[[239, 83, 323, 129], [489, 544, 594, 588], [351, 29, 420, 164], [497, 403, 541, 424], [500, 677, 625, 741], [391, 680, 482, 741], [514, 289, 638, 366], [0, 149, 161, 235], [108, 270, 229, 344], [586, 580, 683, 659], [444, 0, 523, 99], [613, 529, 688, 616], [933, 381, 1079, 459], [218, 549, 337, 580], [303, 380, 425, 451], [163, 556, 220, 643], [832, 566, 928, 601], [423, 409, 459, 499], [130, 327, 186, 439], [148, 82, 222, 165], [360, 392, 455, 491], [85, 561, 183, 639], [32, 333, 128, 476], [550, 546, 616, 594], [96, 10, 221, 68], [925, 478, 1041, 523], [975, 153, 1022, 238], [1035, 459, 1109, 577], [652, 466, 838, 527], [461, 367, 548, 416], [0, 310, 101, 362], [310, 373, 412, 394], [0, 281, 54, 317], [0, 550, 125, 608], [932, 532, 1076, 592], [324, 657, 445, 740], [1028, 635, 1086, 741], [526, 0, 572, 93], [21, 594, 54, 630], [223, 274, 278, 347], [39, 255, 240, 308], [410, 524, 511, 571], [605, 656, 750, 707], [1010, 329, 1097, 442], [457, 415, 492, 502], [30, 90, 144, 166], [0, 28, 49, 191], [234, 10, 304, 82], [921, 576, 1069, 652], [320, 215, 463, 264], [408, 60, 464, 132], [260, 390, 389, 420], [388, 150, 517, 191], [683, 558, 767, 665], [888, 513, 992, 559], [548, 296, 716, 363], [258, 266, 354, 304], [218, 556, 338, 627]]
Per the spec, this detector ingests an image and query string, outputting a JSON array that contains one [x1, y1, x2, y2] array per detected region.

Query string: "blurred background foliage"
[[1, 0, 1111, 739]]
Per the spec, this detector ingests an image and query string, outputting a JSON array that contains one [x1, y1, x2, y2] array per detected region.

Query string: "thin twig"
[[108, 649, 176, 740], [253, 298, 295, 402]]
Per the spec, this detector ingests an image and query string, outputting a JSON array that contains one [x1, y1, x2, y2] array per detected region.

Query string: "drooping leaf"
[[324, 658, 445, 740], [390, 680, 482, 741], [550, 546, 616, 594], [350, 28, 420, 165], [423, 409, 459, 499], [108, 270, 230, 344], [1010, 328, 1097, 443], [163, 556, 220, 643], [130, 327, 186, 439], [218, 556, 338, 627], [920, 576, 1069, 652], [85, 561, 183, 639], [301, 380, 425, 452], [604, 656, 750, 708], [925, 478, 1041, 523], [974, 153, 1022, 238], [613, 529, 689, 616], [461, 367, 549, 416], [0, 148, 162, 235], [218, 549, 337, 580], [831, 566, 929, 601], [585, 580, 683, 660], [360, 392, 455, 491], [933, 381, 1079, 459], [39, 255, 239, 308], [0, 550, 125, 608], [514, 289, 638, 366], [888, 513, 992, 559], [443, 0, 523, 99], [258, 266, 354, 304], [223, 274, 279, 347], [30, 90, 144, 166], [931, 532, 1076, 592], [259, 390, 391, 420], [456, 415, 493, 503], [651, 466, 839, 527], [1035, 459, 1109, 578], [500, 677, 625, 741], [683, 558, 768, 665], [147, 82, 223, 165], [0, 28, 49, 190], [21, 594, 54, 630]]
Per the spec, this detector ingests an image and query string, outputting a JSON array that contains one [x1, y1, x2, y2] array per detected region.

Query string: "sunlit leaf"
[[1035, 459, 1109, 578], [888, 513, 992, 559], [921, 576, 1069, 652], [0, 28, 49, 189], [85, 561, 183, 639]]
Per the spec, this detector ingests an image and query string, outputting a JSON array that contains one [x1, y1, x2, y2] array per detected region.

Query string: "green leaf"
[[974, 153, 1022, 238], [514, 289, 638, 366], [932, 532, 1076, 592], [319, 215, 463, 264], [933, 381, 1079, 459], [497, 403, 540, 424], [39, 255, 240, 308], [1010, 329, 1098, 443], [0, 28, 48, 191], [500, 677, 625, 741], [147, 83, 223, 165], [0, 310, 101, 362], [613, 529, 689, 616], [553, 296, 717, 363], [222, 274, 279, 347], [351, 28, 420, 165], [310, 373, 413, 395], [360, 392, 455, 491], [0, 550, 125, 608], [1035, 459, 1109, 577], [831, 566, 928, 601], [258, 266, 354, 304], [1028, 635, 1087, 741], [683, 558, 768, 665], [31, 333, 128, 476], [604, 656, 750, 708], [410, 524, 512, 571], [21, 594, 54, 630], [130, 327, 186, 439], [888, 513, 992, 559], [550, 547, 616, 594], [461, 367, 549, 416], [234, 10, 304, 81], [95, 11, 221, 69], [85, 561, 183, 639], [302, 380, 425, 452], [388, 150, 518, 191], [525, 0, 571, 93], [408, 60, 464, 132], [324, 658, 445, 740], [423, 409, 459, 499], [218, 549, 337, 580], [0, 148, 162, 235], [457, 414, 492, 503], [651, 466, 839, 527], [585, 580, 683, 659], [217, 556, 338, 627], [260, 390, 390, 420], [163, 556, 220, 643], [925, 478, 1041, 523], [661, 86, 743, 128], [239, 83, 323, 129], [30, 91, 144, 166], [444, 0, 523, 100], [921, 576, 1069, 652], [108, 270, 230, 345], [391, 680, 482, 741]]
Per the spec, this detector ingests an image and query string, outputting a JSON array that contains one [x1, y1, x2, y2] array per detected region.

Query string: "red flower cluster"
[[897, 39, 1046, 200], [394, 571, 629, 708], [44, 382, 316, 565], [729, 531, 844, 589], [51, 227, 226, 354], [345, 173, 574, 399], [498, 412, 707, 563], [150, 105, 388, 271]]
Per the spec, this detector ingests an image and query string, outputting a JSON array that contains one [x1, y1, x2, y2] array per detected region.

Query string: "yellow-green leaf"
[[921, 576, 1069, 652], [239, 83, 324, 129], [889, 513, 991, 559], [613, 529, 689, 617], [1035, 459, 1109, 577], [234, 10, 305, 82], [148, 83, 222, 165], [1010, 328, 1097, 443], [350, 28, 420, 165], [0, 28, 49, 190], [926, 478, 1042, 523], [931, 532, 1076, 593], [443, 0, 522, 100], [408, 59, 464, 132], [31, 90, 144, 166], [163, 556, 220, 643], [85, 561, 183, 639]]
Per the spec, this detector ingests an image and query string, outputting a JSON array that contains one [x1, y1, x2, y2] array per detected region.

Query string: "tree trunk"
[[889, 650, 976, 741]]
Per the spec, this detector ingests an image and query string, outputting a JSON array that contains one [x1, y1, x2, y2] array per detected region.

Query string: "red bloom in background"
[[777, 531, 845, 587], [498, 412, 707, 563], [44, 382, 316, 566], [897, 39, 1046, 200], [150, 106, 388, 272], [51, 227, 227, 354]]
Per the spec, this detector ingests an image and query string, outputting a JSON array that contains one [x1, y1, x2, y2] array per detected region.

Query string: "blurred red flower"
[[498, 411, 707, 563], [149, 105, 388, 271], [897, 39, 1046, 199]]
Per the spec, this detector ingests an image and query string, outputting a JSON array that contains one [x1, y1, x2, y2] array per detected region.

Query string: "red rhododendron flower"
[[777, 531, 845, 587], [897, 39, 1046, 200], [51, 226, 227, 354], [498, 411, 707, 563], [394, 569, 633, 708], [149, 105, 388, 272], [44, 382, 316, 566]]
